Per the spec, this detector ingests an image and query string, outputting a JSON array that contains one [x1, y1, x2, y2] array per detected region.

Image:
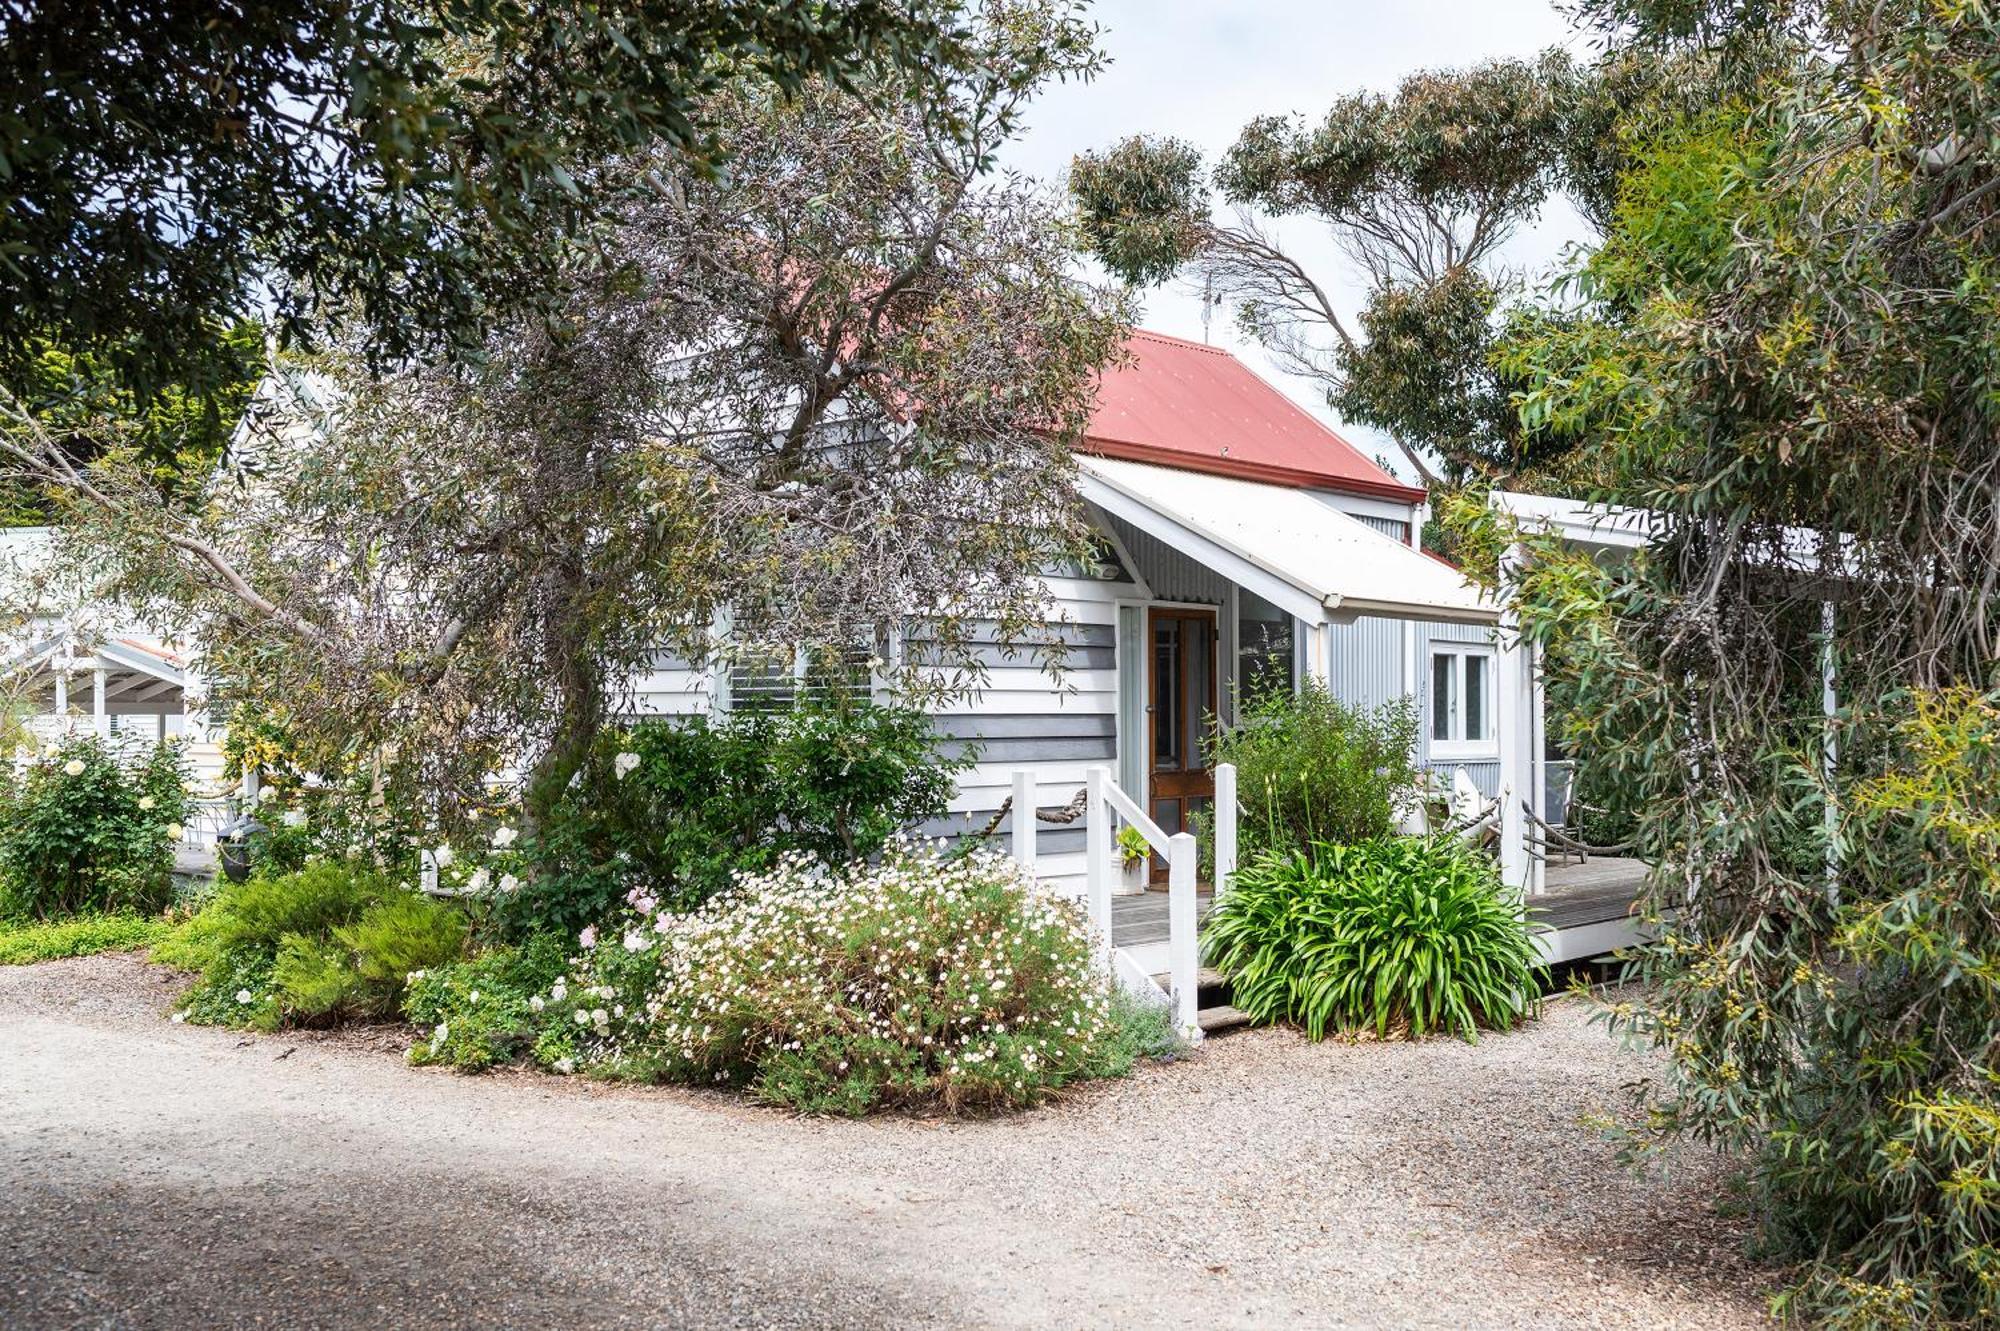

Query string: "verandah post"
[[1214, 762, 1237, 899], [1085, 766, 1112, 968], [1168, 830, 1200, 1041]]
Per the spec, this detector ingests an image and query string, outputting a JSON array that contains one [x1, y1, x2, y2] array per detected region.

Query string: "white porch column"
[[53, 670, 68, 719], [1496, 542, 1531, 895], [93, 669, 109, 739]]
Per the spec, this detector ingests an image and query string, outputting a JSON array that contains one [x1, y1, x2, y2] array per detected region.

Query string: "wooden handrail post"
[[1010, 769, 1036, 875], [1168, 831, 1200, 1041], [1214, 762, 1237, 899], [1085, 766, 1112, 968]]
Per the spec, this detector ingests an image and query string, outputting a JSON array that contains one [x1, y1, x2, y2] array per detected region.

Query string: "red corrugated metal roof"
[[1080, 329, 1425, 504]]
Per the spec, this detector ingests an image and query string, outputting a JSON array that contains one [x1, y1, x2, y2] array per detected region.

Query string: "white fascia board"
[[1077, 472, 1328, 625]]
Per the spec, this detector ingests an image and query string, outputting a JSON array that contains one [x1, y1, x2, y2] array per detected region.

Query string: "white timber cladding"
[[616, 468, 1517, 895]]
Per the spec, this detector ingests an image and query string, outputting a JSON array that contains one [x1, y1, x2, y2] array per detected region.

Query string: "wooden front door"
[[1147, 606, 1217, 869]]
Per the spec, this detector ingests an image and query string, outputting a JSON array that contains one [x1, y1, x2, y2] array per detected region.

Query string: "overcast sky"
[[999, 0, 1601, 473]]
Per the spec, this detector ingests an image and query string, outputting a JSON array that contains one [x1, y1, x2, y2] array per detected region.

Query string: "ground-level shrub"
[[0, 736, 189, 918], [0, 911, 170, 964], [533, 844, 1146, 1114], [159, 860, 466, 1030], [1204, 835, 1542, 1040], [404, 934, 569, 1071], [501, 692, 965, 942], [1203, 681, 1420, 861]]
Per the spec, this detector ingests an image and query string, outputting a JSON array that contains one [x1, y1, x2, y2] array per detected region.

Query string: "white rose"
[[498, 873, 520, 894], [613, 751, 641, 780], [431, 844, 453, 868], [138, 795, 155, 811], [163, 824, 184, 841], [62, 758, 85, 776], [235, 989, 253, 1004], [490, 825, 518, 849], [466, 867, 491, 893]]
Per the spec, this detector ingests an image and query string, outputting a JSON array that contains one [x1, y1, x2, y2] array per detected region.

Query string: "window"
[[1429, 646, 1496, 756], [1235, 588, 1296, 705]]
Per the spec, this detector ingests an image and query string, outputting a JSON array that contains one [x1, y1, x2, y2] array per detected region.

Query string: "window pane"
[[1236, 590, 1295, 705], [1465, 653, 1489, 742], [1431, 653, 1454, 741], [1152, 619, 1181, 770]]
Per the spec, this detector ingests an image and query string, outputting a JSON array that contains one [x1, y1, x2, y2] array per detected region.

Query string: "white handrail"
[[1008, 762, 1238, 1045], [1099, 778, 1170, 853]]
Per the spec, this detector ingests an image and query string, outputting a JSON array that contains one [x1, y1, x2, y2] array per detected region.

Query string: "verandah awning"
[[1076, 455, 1496, 627]]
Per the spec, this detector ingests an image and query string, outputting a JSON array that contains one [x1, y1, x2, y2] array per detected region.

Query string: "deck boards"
[[1531, 856, 1650, 930], [1110, 889, 1213, 948]]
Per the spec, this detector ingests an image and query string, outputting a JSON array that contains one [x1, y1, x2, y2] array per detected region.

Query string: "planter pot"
[[218, 837, 253, 884], [1115, 855, 1149, 896]]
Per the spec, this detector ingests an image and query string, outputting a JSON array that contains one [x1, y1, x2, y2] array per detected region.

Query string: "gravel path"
[[1, 954, 1772, 1330]]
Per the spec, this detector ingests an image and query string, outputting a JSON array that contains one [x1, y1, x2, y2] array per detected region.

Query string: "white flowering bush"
[[0, 735, 189, 917], [533, 843, 1148, 1114]]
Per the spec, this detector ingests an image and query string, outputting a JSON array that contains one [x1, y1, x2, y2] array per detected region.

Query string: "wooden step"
[[1151, 966, 1226, 990], [1196, 1004, 1253, 1034]]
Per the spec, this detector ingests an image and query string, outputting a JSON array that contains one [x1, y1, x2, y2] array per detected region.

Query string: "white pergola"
[[6, 632, 203, 741]]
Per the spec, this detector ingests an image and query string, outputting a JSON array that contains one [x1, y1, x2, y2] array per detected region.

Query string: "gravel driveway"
[[1, 954, 1771, 1330]]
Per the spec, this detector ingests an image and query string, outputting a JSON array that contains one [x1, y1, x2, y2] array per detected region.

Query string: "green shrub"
[[534, 844, 1144, 1114], [1205, 681, 1419, 860], [0, 736, 189, 918], [208, 858, 389, 953], [1204, 835, 1542, 1040], [404, 934, 569, 1071], [162, 859, 466, 1029], [503, 691, 964, 940], [336, 894, 466, 1003], [0, 911, 170, 964]]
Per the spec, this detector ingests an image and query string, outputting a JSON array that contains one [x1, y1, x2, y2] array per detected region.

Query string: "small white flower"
[[431, 844, 454, 868], [433, 1023, 449, 1042], [490, 825, 517, 849], [550, 981, 567, 1001], [467, 990, 480, 1004], [235, 989, 253, 1004], [553, 1057, 575, 1075], [257, 786, 278, 805], [466, 867, 491, 894], [578, 925, 598, 950], [280, 809, 307, 828], [612, 750, 642, 780], [61, 758, 85, 776], [498, 873, 520, 894], [529, 996, 545, 1013], [170, 1012, 186, 1024], [574, 1009, 590, 1025], [163, 824, 184, 842], [137, 795, 155, 811]]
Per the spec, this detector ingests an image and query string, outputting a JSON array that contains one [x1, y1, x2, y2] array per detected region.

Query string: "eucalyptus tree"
[[0, 0, 990, 431], [9, 0, 1127, 822], [1069, 55, 1589, 486], [1486, 2, 2000, 1322]]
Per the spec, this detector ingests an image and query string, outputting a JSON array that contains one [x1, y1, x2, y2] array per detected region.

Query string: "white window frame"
[[1428, 644, 1498, 759]]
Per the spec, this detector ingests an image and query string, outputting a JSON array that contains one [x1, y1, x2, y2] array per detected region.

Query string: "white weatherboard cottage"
[[629, 331, 1650, 1031]]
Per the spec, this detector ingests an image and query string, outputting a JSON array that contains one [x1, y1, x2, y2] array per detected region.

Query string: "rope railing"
[[971, 786, 1088, 840]]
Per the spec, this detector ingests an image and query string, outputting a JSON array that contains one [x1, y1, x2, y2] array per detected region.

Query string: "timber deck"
[[1110, 888, 1214, 949], [1108, 854, 1654, 964], [1529, 855, 1650, 929]]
